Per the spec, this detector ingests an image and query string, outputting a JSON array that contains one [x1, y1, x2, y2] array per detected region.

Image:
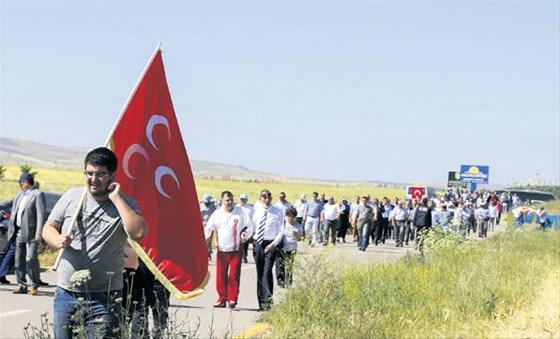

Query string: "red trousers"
[[216, 250, 242, 303]]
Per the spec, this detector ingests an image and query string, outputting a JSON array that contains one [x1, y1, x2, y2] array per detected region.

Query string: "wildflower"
[[70, 269, 91, 288]]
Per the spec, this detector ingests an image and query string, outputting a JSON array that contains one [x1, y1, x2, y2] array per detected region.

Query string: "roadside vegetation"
[[261, 226, 560, 338]]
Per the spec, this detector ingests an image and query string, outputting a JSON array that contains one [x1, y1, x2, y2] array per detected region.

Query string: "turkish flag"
[[108, 47, 208, 299], [411, 187, 425, 200]]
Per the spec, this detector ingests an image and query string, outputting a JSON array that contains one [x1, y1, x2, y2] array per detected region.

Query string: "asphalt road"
[[0, 239, 414, 339]]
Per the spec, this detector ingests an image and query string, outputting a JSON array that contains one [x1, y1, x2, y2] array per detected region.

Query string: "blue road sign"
[[460, 165, 489, 184]]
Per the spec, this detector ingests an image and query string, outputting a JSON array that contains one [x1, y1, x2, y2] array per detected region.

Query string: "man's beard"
[[89, 184, 109, 197]]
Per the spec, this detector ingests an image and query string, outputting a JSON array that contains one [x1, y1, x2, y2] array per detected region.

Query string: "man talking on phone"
[[42, 147, 148, 339], [251, 189, 284, 311]]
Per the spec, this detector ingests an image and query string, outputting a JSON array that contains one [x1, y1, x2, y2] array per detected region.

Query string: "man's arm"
[[42, 221, 73, 249], [204, 213, 216, 241], [109, 183, 148, 241], [242, 212, 255, 242]]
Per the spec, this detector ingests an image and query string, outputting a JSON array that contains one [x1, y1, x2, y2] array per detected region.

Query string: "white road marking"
[[0, 309, 32, 318]]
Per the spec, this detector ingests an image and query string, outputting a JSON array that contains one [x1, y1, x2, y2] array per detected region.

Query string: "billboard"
[[447, 171, 467, 188], [459, 165, 489, 184]]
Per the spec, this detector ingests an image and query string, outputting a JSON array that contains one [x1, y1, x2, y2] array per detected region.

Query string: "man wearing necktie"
[[0, 172, 45, 295], [251, 189, 284, 311]]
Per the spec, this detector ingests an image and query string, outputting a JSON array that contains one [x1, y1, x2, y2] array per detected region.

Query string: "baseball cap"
[[240, 193, 249, 200], [202, 193, 212, 203], [19, 172, 33, 183]]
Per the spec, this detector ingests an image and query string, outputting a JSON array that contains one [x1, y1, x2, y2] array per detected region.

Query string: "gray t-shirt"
[[48, 187, 141, 293], [357, 204, 373, 222]]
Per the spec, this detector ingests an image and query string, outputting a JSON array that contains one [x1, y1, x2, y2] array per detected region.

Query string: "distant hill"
[[0, 137, 279, 178], [0, 137, 86, 168], [0, 137, 406, 187]]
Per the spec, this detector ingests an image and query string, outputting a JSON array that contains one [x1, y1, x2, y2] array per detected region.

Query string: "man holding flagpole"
[[42, 147, 148, 339], [205, 191, 254, 308]]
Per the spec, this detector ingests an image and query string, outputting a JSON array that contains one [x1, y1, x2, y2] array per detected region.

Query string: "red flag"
[[108, 47, 209, 299]]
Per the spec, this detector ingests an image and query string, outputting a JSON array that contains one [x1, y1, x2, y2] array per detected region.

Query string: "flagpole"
[[105, 43, 162, 147], [53, 44, 162, 270]]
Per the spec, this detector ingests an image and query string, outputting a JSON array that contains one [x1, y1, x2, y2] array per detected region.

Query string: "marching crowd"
[[0, 146, 534, 338], [199, 187, 515, 317]]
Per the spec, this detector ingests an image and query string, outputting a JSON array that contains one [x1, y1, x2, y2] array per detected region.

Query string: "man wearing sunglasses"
[[251, 189, 284, 311]]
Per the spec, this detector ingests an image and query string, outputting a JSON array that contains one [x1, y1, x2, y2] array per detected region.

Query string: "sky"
[[1, 1, 559, 185]]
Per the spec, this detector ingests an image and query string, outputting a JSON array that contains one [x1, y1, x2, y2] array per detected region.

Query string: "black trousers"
[[123, 263, 170, 339], [242, 237, 253, 261], [373, 221, 384, 245], [382, 218, 389, 241], [253, 240, 276, 309]]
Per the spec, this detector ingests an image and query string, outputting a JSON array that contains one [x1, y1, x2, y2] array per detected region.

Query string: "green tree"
[[20, 164, 38, 178]]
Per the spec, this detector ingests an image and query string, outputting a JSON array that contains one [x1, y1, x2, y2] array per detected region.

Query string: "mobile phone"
[[107, 179, 116, 193]]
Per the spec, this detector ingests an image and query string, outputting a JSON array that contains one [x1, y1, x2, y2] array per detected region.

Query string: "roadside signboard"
[[459, 165, 489, 184], [447, 171, 467, 188], [406, 186, 426, 200]]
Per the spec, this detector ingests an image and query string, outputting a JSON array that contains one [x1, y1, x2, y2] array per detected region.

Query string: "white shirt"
[[281, 221, 303, 251], [476, 208, 490, 221], [205, 206, 254, 252], [252, 204, 284, 246], [350, 202, 362, 218], [392, 206, 408, 221], [322, 203, 339, 221], [453, 207, 463, 224], [236, 203, 254, 220], [294, 199, 307, 218], [274, 200, 292, 215], [16, 189, 32, 226], [488, 205, 497, 217]]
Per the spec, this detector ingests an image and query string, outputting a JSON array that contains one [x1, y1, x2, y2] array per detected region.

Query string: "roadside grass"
[[261, 229, 560, 338], [485, 266, 560, 338]]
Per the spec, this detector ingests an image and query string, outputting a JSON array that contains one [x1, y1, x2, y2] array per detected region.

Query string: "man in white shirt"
[[251, 189, 284, 311], [476, 203, 490, 238], [0, 172, 45, 295], [205, 191, 254, 308], [274, 192, 292, 215], [321, 197, 340, 246], [392, 200, 409, 247], [293, 194, 307, 226], [349, 196, 360, 242]]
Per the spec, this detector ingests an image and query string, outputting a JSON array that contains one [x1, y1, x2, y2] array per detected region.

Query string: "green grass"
[[0, 166, 403, 202], [0, 166, 83, 200], [0, 165, 402, 268], [261, 229, 560, 338]]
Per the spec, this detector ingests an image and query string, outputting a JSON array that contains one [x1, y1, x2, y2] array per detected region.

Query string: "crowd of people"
[[199, 187, 519, 316], [0, 145, 545, 338]]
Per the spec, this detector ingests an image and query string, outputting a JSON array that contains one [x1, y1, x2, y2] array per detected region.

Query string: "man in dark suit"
[[0, 172, 45, 295], [251, 189, 284, 311]]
